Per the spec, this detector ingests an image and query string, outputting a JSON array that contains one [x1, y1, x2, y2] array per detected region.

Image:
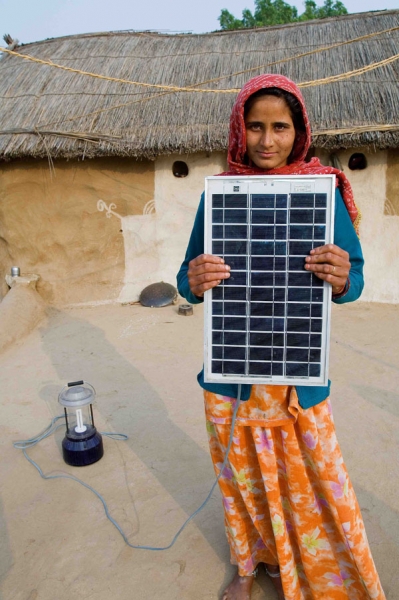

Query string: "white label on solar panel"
[[204, 175, 335, 386]]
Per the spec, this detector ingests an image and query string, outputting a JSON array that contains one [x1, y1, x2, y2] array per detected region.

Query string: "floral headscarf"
[[220, 74, 360, 234]]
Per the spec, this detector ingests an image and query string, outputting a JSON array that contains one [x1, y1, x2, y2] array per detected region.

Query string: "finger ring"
[[332, 266, 336, 274]]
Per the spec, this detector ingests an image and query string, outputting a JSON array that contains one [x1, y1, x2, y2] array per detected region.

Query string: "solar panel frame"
[[204, 175, 336, 386]]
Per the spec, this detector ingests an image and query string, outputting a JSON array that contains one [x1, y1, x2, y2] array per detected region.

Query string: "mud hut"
[[1, 9, 398, 304]]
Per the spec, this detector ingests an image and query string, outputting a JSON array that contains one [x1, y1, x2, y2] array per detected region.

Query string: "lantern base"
[[62, 430, 104, 466]]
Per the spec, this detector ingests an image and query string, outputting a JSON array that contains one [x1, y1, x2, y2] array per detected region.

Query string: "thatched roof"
[[1, 9, 399, 161]]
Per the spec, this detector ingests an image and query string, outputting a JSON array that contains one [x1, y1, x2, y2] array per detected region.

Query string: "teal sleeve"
[[333, 189, 364, 304], [176, 193, 205, 305]]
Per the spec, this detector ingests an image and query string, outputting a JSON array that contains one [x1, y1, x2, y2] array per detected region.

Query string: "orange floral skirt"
[[205, 386, 385, 599]]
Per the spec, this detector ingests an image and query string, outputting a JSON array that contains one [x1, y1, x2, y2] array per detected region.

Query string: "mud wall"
[[316, 148, 399, 304], [0, 158, 154, 305]]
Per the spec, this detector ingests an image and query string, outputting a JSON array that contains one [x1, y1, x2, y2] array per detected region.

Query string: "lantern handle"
[[58, 381, 97, 404]]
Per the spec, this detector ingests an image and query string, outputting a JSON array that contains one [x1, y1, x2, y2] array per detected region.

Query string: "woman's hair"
[[244, 87, 306, 134]]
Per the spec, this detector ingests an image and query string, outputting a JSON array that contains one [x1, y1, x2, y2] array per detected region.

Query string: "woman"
[[177, 74, 385, 600]]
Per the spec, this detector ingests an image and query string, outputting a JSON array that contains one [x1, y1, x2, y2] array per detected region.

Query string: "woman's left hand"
[[305, 244, 350, 294]]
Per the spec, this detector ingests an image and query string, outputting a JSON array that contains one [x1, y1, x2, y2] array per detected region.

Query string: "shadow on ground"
[[352, 384, 399, 419], [0, 497, 13, 600], [37, 309, 227, 561]]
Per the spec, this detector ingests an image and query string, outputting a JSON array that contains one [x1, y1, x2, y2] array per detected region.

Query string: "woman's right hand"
[[188, 254, 230, 298]]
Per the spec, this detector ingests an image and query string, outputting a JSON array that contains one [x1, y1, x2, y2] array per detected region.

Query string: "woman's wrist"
[[332, 278, 350, 298]]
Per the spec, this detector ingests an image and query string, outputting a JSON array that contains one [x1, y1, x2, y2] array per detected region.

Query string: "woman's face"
[[244, 95, 296, 169]]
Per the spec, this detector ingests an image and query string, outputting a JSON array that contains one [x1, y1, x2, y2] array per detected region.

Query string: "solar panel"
[[204, 175, 335, 386]]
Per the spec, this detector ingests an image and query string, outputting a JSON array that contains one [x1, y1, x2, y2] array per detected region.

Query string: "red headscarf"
[[220, 74, 360, 234]]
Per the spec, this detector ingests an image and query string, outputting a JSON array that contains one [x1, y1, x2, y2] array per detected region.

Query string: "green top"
[[177, 189, 364, 408]]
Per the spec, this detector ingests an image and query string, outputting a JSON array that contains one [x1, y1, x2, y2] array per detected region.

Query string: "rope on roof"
[[300, 52, 399, 86], [178, 25, 399, 89], [3, 45, 233, 93], [312, 123, 399, 136], [0, 128, 122, 143], [1, 24, 399, 94]]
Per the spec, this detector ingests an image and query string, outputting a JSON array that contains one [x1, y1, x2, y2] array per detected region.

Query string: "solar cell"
[[204, 175, 335, 386]]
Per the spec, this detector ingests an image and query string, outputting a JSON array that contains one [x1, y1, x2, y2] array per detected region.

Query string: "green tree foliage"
[[218, 0, 348, 29]]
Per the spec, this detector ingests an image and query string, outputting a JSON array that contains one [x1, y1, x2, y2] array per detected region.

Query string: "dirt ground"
[[0, 300, 398, 600]]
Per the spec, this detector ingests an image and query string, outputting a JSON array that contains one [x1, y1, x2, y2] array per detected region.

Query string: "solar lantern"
[[58, 381, 104, 466]]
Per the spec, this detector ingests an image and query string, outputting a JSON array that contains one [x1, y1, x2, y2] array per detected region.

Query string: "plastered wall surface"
[[0, 158, 154, 305], [336, 149, 398, 304], [119, 152, 227, 303], [385, 149, 399, 216], [316, 149, 398, 303]]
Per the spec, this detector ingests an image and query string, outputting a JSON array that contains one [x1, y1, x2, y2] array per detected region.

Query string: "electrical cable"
[[13, 385, 242, 551]]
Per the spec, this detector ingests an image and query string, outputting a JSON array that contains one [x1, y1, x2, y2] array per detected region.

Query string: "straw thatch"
[[1, 9, 399, 160]]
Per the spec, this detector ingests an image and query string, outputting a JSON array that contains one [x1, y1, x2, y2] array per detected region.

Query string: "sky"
[[1, 0, 398, 45]]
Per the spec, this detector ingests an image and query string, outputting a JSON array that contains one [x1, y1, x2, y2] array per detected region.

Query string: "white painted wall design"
[[118, 152, 227, 303]]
